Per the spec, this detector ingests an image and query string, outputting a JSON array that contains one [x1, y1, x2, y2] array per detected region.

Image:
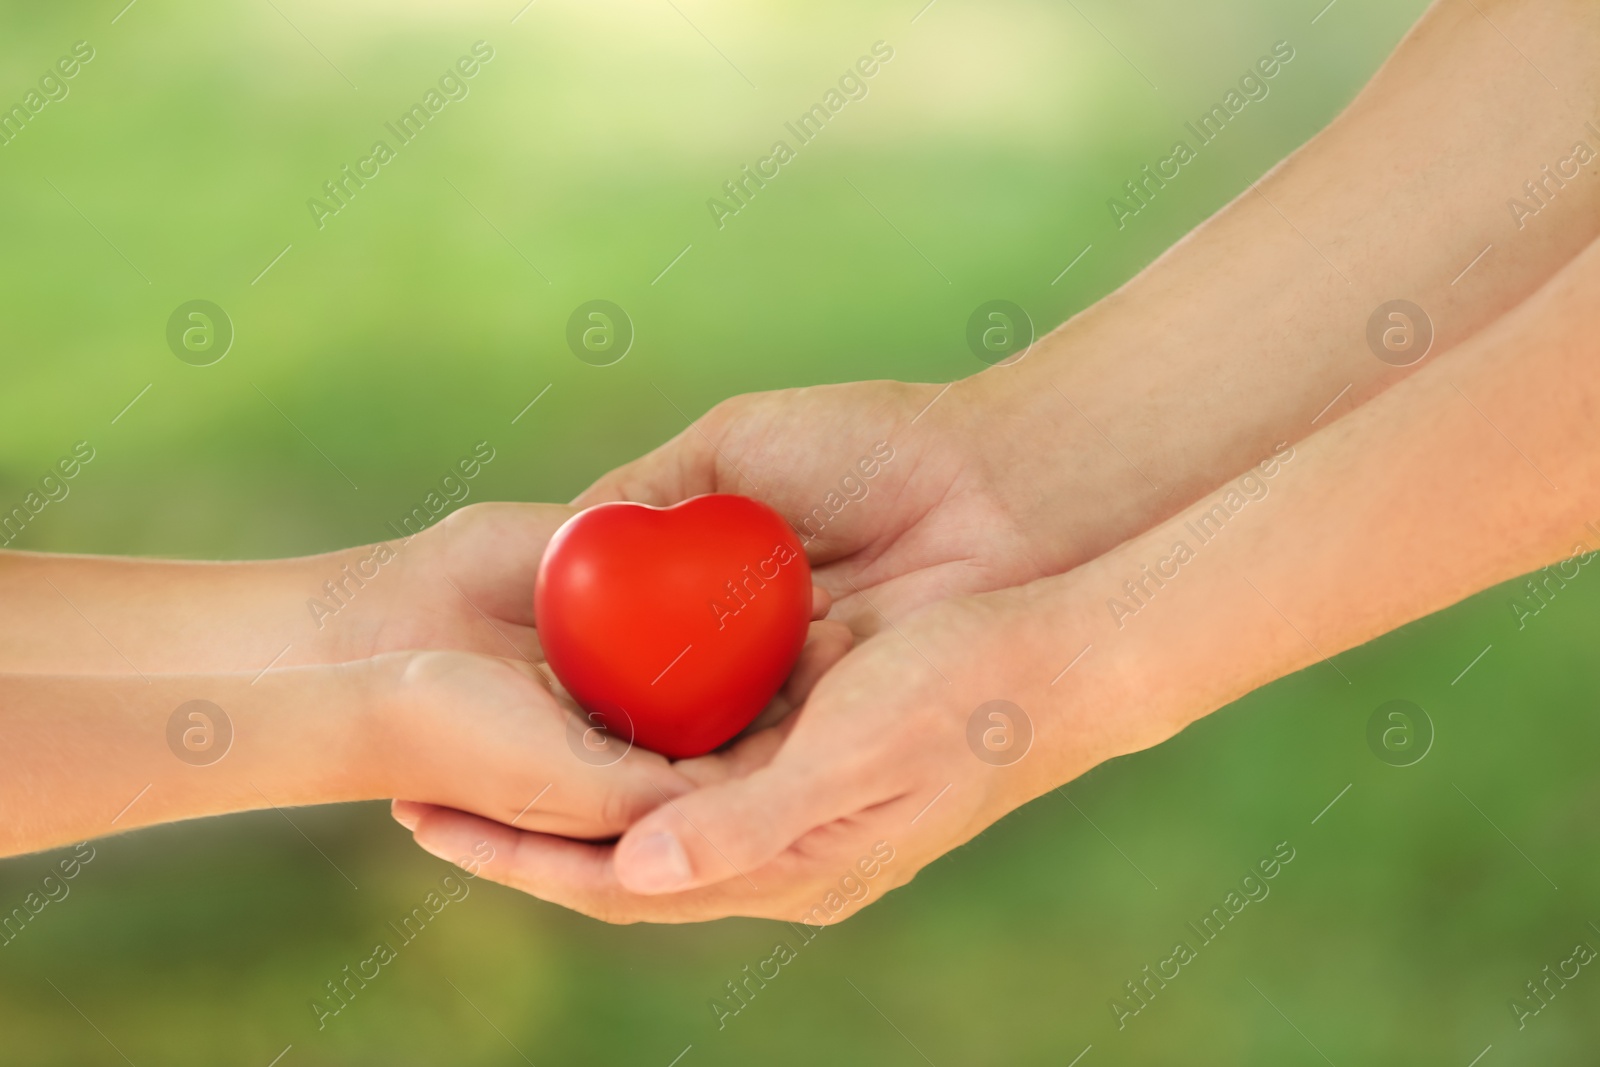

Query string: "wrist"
[[197, 659, 382, 810], [348, 648, 493, 804], [329, 651, 422, 799], [957, 556, 1243, 799], [289, 538, 414, 664], [945, 323, 1202, 578], [887, 585, 1115, 802], [987, 576, 1163, 793], [0, 659, 384, 857], [1013, 482, 1335, 789]]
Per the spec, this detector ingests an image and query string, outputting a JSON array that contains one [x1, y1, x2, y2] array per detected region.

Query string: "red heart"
[[534, 494, 812, 759]]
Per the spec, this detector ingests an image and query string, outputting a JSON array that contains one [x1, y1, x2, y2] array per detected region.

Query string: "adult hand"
[[403, 229, 1600, 918], [390, 587, 1150, 923], [574, 379, 1099, 631], [382, 378, 1163, 906]]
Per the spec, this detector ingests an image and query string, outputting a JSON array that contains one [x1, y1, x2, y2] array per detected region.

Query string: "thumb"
[[613, 758, 881, 894]]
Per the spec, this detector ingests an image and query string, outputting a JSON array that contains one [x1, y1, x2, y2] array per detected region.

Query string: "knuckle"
[[697, 395, 747, 437]]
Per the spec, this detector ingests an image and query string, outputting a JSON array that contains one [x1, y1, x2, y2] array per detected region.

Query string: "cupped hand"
[[372, 649, 698, 842], [574, 379, 1095, 630], [377, 378, 1137, 912], [389, 585, 1165, 923], [369, 497, 850, 843]]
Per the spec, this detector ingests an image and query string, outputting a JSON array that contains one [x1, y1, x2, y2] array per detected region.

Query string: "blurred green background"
[[5, 0, 1598, 1063]]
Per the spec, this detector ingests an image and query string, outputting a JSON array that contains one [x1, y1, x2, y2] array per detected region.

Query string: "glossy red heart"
[[534, 494, 812, 759]]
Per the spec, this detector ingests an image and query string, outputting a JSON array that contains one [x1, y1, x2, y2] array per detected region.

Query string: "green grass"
[[7, 0, 1600, 1062]]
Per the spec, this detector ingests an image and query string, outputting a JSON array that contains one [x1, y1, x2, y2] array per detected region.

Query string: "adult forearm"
[[981, 0, 1599, 567], [1025, 232, 1600, 782]]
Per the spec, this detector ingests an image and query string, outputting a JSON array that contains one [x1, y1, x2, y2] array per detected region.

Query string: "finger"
[[404, 804, 610, 894], [404, 803, 854, 925], [811, 584, 832, 620], [392, 798, 427, 831], [572, 422, 724, 508], [398, 785, 650, 844], [482, 621, 541, 666], [520, 734, 695, 840], [394, 654, 693, 839], [611, 756, 894, 895], [404, 804, 675, 924], [740, 619, 853, 735], [499, 657, 551, 688], [782, 620, 852, 707]]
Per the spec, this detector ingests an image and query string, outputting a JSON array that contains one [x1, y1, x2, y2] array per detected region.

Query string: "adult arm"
[[400, 229, 1600, 921], [581, 0, 1600, 629]]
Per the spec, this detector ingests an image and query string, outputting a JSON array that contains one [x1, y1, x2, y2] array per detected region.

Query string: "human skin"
[[0, 0, 1593, 874], [0, 506, 711, 858], [0, 503, 569, 675], [0, 632, 855, 862], [9, 0, 1590, 672], [0, 651, 700, 859], [0, 501, 846, 858], [399, 230, 1600, 923], [569, 0, 1600, 638], [392, 0, 1600, 917]]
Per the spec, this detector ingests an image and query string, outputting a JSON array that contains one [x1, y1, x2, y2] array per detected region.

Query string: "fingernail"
[[414, 834, 456, 864], [624, 832, 692, 893], [391, 801, 423, 832]]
